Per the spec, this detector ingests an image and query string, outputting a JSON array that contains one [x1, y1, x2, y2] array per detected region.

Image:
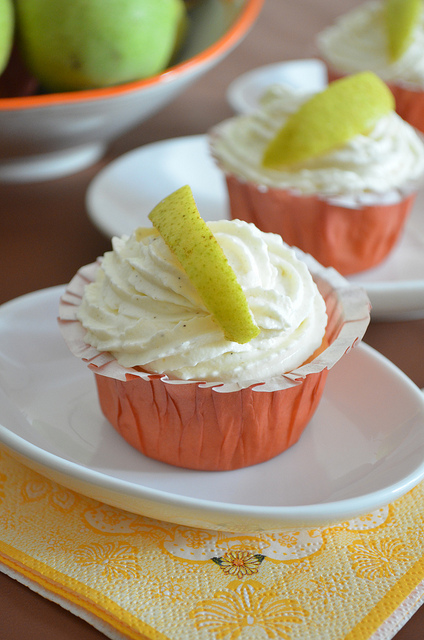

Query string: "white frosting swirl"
[[210, 83, 424, 202], [317, 0, 424, 86], [77, 220, 327, 385]]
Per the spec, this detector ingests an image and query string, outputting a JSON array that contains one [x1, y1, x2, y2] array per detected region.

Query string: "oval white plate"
[[87, 134, 424, 320], [1, 286, 424, 532]]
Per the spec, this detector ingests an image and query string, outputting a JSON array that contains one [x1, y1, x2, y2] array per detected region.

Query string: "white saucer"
[[86, 135, 227, 238], [226, 58, 329, 114], [86, 134, 424, 320], [1, 286, 424, 532]]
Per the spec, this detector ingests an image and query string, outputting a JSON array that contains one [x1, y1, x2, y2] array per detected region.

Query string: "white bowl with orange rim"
[[0, 0, 263, 182]]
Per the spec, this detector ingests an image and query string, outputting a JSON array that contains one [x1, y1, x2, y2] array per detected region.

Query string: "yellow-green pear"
[[0, 0, 14, 75], [14, 0, 187, 92]]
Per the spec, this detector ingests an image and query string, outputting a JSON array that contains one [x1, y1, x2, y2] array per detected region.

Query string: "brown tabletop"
[[1, 1, 424, 638]]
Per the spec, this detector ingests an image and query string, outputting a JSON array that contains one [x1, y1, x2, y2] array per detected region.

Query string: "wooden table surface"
[[1, 1, 424, 638]]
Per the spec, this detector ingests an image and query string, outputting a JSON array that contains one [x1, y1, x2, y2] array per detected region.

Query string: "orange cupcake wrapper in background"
[[224, 174, 416, 276], [58, 258, 370, 471], [388, 82, 424, 134]]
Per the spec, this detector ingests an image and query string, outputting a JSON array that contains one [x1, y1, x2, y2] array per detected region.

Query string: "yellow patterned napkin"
[[1, 445, 424, 640]]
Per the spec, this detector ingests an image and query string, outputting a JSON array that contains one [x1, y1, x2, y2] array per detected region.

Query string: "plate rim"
[[85, 135, 210, 239]]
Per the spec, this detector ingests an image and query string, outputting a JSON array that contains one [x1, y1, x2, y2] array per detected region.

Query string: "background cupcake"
[[209, 73, 424, 275], [317, 0, 424, 133], [58, 189, 370, 471]]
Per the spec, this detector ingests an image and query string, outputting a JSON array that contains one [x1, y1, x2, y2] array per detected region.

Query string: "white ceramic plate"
[[1, 286, 424, 533], [226, 58, 329, 114], [86, 134, 424, 320]]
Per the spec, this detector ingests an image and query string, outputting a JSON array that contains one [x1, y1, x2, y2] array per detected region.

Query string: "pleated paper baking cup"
[[58, 256, 370, 471], [224, 173, 416, 275], [387, 82, 424, 134]]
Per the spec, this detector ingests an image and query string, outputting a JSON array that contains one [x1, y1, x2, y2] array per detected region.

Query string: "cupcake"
[[209, 75, 424, 275], [58, 187, 370, 471], [317, 0, 424, 132]]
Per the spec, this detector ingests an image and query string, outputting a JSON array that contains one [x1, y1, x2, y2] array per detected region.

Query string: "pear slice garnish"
[[384, 0, 421, 62], [262, 72, 395, 169], [148, 185, 260, 344]]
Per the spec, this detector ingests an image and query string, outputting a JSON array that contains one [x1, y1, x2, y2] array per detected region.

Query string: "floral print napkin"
[[1, 446, 424, 640]]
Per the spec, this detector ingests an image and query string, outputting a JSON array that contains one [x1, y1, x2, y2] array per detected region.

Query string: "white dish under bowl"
[[1, 286, 424, 532], [86, 134, 424, 321]]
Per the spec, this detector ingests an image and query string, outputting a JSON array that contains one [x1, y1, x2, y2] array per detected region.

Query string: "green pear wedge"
[[148, 185, 260, 344], [262, 72, 395, 169], [384, 0, 421, 61]]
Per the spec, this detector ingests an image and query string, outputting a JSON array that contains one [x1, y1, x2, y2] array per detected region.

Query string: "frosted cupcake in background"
[[209, 72, 424, 275], [58, 186, 370, 471], [317, 0, 424, 132]]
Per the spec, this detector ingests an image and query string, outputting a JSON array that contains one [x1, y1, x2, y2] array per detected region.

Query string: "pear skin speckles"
[[148, 185, 259, 344]]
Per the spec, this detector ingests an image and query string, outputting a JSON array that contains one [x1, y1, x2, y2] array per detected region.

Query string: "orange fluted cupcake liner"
[[94, 365, 327, 471], [224, 173, 416, 275], [386, 82, 424, 134], [58, 258, 370, 471]]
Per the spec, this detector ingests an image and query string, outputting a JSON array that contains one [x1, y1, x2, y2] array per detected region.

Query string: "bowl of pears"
[[0, 0, 263, 181]]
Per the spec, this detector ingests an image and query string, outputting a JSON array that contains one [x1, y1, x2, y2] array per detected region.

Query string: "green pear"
[[14, 0, 187, 92], [0, 0, 14, 75]]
